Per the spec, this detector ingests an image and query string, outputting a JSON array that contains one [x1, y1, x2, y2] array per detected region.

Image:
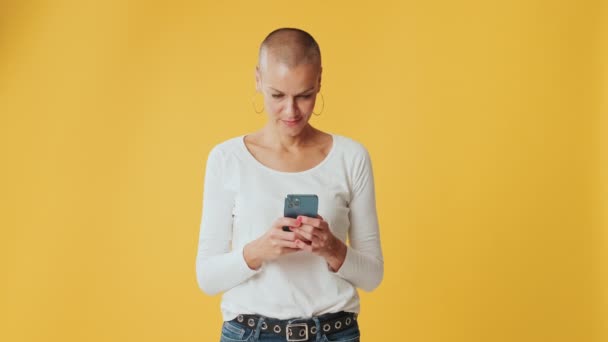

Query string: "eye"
[[272, 94, 283, 98], [299, 94, 312, 99]]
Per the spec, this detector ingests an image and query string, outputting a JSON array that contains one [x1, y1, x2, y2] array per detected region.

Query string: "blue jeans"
[[219, 312, 361, 342]]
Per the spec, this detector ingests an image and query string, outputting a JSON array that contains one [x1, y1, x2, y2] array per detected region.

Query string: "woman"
[[196, 27, 384, 342]]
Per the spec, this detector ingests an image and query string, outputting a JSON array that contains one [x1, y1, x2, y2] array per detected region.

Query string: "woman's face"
[[255, 61, 322, 134]]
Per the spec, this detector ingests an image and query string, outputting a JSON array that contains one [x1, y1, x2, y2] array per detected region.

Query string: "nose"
[[285, 97, 298, 115]]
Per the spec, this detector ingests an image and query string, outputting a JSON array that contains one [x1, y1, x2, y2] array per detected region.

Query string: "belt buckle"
[[286, 322, 308, 341]]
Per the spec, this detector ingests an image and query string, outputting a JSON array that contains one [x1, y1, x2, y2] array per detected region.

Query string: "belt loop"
[[311, 316, 321, 341], [254, 316, 265, 340]]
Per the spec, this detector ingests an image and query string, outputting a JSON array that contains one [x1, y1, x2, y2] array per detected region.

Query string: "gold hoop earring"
[[251, 92, 264, 114], [312, 92, 324, 116]]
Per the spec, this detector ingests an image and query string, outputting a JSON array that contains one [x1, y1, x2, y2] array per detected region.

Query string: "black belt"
[[230, 311, 358, 342]]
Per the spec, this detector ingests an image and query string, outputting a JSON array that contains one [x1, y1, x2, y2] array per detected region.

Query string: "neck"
[[261, 123, 317, 151]]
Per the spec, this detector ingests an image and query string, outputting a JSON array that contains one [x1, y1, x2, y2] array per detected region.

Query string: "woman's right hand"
[[243, 217, 307, 270]]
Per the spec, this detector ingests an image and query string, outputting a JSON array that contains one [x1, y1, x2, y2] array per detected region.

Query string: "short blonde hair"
[[258, 27, 321, 71]]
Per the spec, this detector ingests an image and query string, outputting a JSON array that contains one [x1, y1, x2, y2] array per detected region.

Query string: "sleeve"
[[195, 146, 262, 296], [334, 146, 384, 292]]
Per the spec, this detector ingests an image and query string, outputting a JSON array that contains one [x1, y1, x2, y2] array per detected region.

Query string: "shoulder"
[[333, 133, 371, 160], [204, 135, 247, 176], [207, 134, 244, 159], [332, 134, 374, 191]]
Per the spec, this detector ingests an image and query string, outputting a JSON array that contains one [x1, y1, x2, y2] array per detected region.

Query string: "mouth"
[[282, 117, 302, 126]]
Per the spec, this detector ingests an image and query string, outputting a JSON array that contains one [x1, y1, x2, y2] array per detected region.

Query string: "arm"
[[334, 147, 384, 292], [195, 146, 262, 296]]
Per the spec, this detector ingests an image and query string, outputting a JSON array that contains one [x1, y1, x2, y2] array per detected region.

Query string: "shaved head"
[[257, 27, 322, 73]]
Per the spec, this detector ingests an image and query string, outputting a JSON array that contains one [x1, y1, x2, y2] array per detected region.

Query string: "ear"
[[317, 66, 322, 92], [254, 65, 261, 92]]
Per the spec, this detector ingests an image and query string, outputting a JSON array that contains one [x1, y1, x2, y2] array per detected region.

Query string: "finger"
[[276, 239, 299, 249], [281, 230, 315, 245], [277, 217, 302, 230], [292, 222, 318, 234], [295, 239, 313, 252], [312, 215, 330, 231], [288, 229, 312, 243], [290, 227, 315, 242], [282, 247, 302, 254], [295, 223, 326, 242], [297, 215, 322, 228], [274, 230, 298, 241]]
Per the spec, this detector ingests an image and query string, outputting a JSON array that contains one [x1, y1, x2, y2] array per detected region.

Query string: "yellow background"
[[1, 1, 606, 341]]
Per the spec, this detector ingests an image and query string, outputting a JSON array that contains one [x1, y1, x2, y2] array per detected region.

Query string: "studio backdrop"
[[0, 1, 606, 341]]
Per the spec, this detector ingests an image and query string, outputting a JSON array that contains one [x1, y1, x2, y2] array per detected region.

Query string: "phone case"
[[282, 194, 318, 231]]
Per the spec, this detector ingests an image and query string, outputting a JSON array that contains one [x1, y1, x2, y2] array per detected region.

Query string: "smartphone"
[[282, 194, 319, 231]]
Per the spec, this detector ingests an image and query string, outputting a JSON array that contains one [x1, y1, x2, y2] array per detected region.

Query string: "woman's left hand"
[[289, 214, 347, 271]]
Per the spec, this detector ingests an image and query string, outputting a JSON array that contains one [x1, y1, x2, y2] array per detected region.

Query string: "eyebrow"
[[269, 87, 315, 95]]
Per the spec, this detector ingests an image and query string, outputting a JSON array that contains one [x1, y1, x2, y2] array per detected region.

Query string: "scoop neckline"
[[240, 132, 337, 175]]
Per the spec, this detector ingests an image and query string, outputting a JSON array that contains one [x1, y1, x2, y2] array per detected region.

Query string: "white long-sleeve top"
[[195, 132, 384, 321]]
